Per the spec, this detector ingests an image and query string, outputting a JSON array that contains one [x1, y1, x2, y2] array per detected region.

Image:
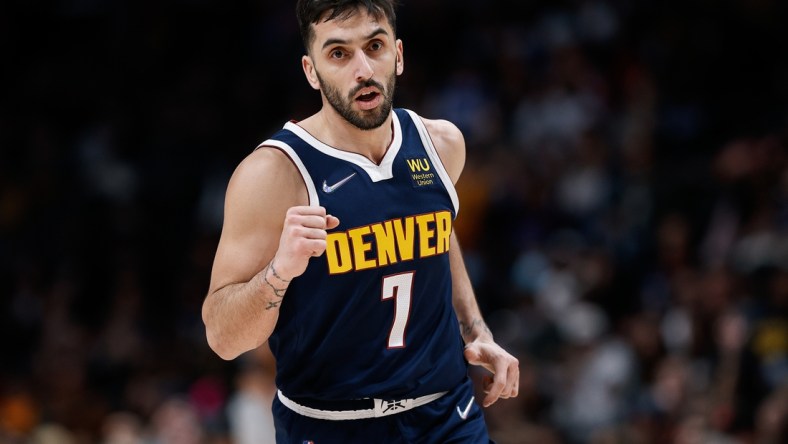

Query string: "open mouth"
[[356, 91, 380, 102]]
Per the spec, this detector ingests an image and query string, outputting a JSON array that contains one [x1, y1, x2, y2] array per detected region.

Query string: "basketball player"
[[202, 1, 519, 442]]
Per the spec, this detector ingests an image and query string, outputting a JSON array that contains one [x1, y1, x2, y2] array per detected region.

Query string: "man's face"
[[306, 8, 402, 130]]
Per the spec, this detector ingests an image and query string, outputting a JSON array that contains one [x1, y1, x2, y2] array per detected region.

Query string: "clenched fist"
[[272, 206, 340, 280]]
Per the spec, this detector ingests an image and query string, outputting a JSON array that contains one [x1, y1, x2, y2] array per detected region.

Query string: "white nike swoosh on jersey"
[[456, 396, 475, 420], [322, 172, 357, 193]]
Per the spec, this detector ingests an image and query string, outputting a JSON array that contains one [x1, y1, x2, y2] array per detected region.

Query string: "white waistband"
[[276, 390, 448, 420]]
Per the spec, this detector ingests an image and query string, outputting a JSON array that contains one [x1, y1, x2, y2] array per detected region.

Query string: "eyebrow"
[[321, 27, 389, 50]]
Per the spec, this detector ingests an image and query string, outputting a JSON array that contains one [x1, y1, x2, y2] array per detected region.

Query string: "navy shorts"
[[272, 376, 493, 444]]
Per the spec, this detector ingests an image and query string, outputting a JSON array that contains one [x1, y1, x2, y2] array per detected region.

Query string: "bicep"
[[209, 214, 277, 296], [208, 149, 305, 294]]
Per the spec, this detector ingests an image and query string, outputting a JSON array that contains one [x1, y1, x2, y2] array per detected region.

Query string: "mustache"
[[349, 79, 385, 98]]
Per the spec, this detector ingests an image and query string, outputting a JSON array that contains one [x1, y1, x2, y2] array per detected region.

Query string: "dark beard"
[[316, 71, 396, 131]]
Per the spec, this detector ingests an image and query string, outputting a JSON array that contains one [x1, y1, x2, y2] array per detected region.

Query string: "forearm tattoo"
[[269, 260, 291, 283], [261, 263, 287, 309], [459, 318, 492, 338]]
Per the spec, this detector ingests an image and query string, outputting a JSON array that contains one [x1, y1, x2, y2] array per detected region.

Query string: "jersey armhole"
[[403, 110, 460, 217], [256, 140, 320, 207]]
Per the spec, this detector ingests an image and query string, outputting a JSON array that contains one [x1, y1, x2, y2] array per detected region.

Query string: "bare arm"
[[202, 147, 338, 360], [448, 232, 519, 406], [448, 232, 493, 344], [423, 118, 519, 406]]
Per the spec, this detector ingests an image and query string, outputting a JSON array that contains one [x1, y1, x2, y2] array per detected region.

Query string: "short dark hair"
[[296, 0, 398, 53]]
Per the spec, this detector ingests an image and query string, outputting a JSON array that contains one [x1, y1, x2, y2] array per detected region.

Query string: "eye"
[[330, 49, 346, 59], [368, 41, 383, 51]]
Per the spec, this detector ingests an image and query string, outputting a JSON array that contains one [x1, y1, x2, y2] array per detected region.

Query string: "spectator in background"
[[225, 347, 277, 444]]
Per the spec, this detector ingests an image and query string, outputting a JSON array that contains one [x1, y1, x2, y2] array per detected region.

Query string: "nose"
[[352, 49, 374, 82]]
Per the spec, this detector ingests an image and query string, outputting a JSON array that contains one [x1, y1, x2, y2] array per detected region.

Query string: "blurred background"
[[1, 0, 787, 443]]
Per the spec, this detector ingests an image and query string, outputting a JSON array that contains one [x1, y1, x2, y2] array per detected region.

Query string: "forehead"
[[311, 8, 393, 49]]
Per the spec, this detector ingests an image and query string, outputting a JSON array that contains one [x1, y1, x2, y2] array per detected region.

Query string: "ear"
[[302, 55, 321, 90], [395, 39, 404, 76]]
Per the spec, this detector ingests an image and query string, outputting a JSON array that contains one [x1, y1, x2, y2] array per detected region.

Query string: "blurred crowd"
[[1, 0, 787, 443]]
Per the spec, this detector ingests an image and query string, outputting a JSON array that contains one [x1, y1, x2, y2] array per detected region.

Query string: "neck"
[[303, 107, 394, 164]]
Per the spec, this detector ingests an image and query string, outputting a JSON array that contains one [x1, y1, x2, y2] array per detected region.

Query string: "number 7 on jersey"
[[381, 272, 414, 348]]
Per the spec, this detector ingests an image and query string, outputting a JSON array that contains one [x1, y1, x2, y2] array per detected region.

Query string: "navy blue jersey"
[[260, 109, 467, 401]]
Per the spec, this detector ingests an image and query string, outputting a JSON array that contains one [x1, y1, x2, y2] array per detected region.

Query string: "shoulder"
[[226, 145, 307, 213], [418, 116, 466, 185], [234, 145, 297, 182], [231, 147, 294, 190]]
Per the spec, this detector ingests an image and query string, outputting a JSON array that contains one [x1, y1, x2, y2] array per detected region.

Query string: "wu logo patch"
[[405, 157, 436, 187], [406, 158, 431, 172]]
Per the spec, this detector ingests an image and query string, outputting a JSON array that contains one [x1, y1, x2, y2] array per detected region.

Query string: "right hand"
[[273, 206, 340, 280]]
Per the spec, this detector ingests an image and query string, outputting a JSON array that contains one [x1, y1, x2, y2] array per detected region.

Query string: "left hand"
[[463, 340, 519, 407]]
